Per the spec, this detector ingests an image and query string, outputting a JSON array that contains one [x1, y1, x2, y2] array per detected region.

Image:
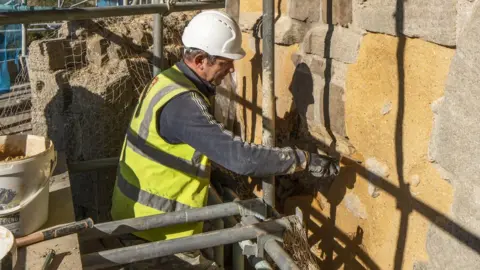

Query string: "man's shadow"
[[285, 60, 361, 268]]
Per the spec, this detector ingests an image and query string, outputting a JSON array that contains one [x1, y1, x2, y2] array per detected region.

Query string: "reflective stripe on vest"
[[116, 171, 191, 212], [125, 128, 209, 179]]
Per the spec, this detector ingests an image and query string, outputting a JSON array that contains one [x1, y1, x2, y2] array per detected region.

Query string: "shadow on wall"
[[214, 0, 480, 269], [42, 80, 125, 222]]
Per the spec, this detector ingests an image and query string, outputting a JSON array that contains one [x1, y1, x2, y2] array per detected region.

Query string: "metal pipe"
[[213, 218, 225, 268], [152, 0, 163, 75], [81, 216, 295, 270], [0, 2, 225, 25], [209, 187, 273, 270], [264, 239, 300, 270], [70, 0, 89, 7], [21, 0, 27, 57], [261, 0, 276, 210], [238, 240, 274, 270], [68, 157, 119, 173], [79, 198, 265, 241]]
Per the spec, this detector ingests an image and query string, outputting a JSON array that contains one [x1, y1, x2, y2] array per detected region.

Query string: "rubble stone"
[[321, 0, 352, 26], [352, 0, 457, 46], [275, 16, 308, 45], [303, 25, 363, 64], [287, 0, 321, 23]]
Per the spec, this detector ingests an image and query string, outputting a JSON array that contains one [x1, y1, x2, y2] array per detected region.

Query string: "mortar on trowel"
[[0, 134, 56, 237]]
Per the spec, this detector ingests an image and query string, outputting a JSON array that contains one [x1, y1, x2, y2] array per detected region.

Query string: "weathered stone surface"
[[129, 27, 153, 48], [239, 12, 262, 33], [287, 0, 320, 23], [29, 70, 71, 151], [322, 0, 352, 26], [303, 25, 363, 64], [292, 53, 348, 88], [275, 16, 308, 45], [427, 1, 480, 268], [457, 0, 477, 43], [87, 37, 109, 68], [352, 0, 456, 46], [344, 193, 367, 219], [28, 39, 67, 71], [289, 62, 346, 137], [365, 157, 389, 198]]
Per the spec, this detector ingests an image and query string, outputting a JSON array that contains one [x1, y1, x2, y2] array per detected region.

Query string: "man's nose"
[[228, 62, 235, 73]]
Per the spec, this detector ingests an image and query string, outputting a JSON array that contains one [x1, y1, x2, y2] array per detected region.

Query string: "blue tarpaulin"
[[0, 24, 22, 93]]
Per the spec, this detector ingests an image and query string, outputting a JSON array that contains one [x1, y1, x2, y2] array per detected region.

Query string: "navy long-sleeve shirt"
[[157, 61, 306, 177]]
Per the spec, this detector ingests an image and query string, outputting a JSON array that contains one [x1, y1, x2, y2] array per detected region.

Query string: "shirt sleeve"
[[158, 91, 307, 177]]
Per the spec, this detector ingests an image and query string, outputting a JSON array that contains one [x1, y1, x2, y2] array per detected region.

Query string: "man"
[[111, 10, 339, 245]]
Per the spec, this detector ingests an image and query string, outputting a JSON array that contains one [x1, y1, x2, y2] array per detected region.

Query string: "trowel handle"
[[16, 218, 94, 248]]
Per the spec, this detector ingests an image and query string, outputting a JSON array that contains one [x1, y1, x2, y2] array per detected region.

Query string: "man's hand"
[[306, 153, 340, 179]]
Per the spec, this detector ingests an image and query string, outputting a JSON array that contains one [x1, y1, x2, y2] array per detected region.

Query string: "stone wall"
[[234, 0, 479, 268], [27, 19, 152, 222]]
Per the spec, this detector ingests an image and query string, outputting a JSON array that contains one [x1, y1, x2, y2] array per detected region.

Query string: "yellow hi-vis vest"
[[110, 65, 211, 242]]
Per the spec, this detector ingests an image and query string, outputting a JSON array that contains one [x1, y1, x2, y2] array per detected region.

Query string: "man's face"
[[202, 57, 235, 86]]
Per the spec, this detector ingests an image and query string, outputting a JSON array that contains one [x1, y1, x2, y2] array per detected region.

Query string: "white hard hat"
[[182, 10, 246, 60]]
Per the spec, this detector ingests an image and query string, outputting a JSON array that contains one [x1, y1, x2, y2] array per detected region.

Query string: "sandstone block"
[[302, 25, 363, 64], [352, 0, 456, 46], [292, 53, 348, 88], [287, 0, 321, 23], [457, 0, 476, 43], [87, 37, 109, 68], [275, 16, 308, 45], [321, 0, 352, 26], [27, 39, 67, 71], [290, 62, 346, 137]]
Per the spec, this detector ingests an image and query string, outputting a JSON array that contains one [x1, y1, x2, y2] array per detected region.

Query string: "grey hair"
[[183, 47, 217, 65]]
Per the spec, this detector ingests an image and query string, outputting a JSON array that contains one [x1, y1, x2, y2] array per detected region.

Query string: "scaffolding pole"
[[152, 0, 163, 75], [21, 0, 27, 57], [262, 0, 276, 209], [79, 198, 265, 241], [81, 216, 295, 270], [0, 2, 225, 25]]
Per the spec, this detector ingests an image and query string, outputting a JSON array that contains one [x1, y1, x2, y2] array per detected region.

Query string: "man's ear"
[[193, 54, 206, 70]]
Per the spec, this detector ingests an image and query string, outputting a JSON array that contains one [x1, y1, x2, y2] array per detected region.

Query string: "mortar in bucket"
[[0, 135, 56, 236]]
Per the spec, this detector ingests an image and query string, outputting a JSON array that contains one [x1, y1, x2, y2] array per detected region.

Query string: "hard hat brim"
[[218, 48, 247, 60]]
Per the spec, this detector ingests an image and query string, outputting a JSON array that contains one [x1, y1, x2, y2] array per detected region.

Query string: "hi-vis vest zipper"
[[111, 65, 211, 242]]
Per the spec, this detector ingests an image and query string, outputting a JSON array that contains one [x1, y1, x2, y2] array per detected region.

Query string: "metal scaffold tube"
[[262, 0, 276, 209], [79, 198, 265, 241], [0, 2, 225, 25], [264, 239, 301, 270], [152, 0, 163, 75], [81, 216, 295, 270], [208, 188, 274, 270]]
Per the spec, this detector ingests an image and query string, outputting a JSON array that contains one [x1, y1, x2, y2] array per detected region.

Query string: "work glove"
[[306, 152, 340, 179]]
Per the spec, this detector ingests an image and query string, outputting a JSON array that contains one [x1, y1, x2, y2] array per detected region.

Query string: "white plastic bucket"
[[0, 225, 16, 270], [0, 134, 56, 211], [0, 184, 50, 237]]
